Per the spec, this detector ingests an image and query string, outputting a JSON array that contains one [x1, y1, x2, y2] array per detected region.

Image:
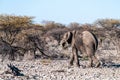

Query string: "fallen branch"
[[7, 63, 24, 76]]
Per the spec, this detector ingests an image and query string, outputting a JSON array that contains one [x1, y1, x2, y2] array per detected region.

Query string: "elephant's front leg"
[[69, 51, 74, 66], [73, 47, 80, 67]]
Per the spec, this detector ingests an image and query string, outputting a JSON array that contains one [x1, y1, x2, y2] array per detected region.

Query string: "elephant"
[[60, 30, 100, 67]]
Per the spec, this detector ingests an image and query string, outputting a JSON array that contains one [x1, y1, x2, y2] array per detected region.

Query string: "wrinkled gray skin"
[[60, 30, 100, 67]]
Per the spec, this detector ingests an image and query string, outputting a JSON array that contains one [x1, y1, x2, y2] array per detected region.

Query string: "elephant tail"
[[91, 32, 98, 51]]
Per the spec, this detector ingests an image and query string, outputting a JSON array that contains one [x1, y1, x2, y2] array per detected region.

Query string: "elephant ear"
[[66, 31, 73, 44]]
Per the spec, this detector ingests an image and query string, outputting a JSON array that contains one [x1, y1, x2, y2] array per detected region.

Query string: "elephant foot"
[[69, 62, 73, 66], [68, 63, 80, 68], [75, 64, 80, 68], [68, 63, 74, 69], [95, 62, 101, 68], [68, 62, 73, 68], [86, 65, 92, 68], [80, 65, 86, 69], [69, 60, 74, 66], [86, 64, 93, 68]]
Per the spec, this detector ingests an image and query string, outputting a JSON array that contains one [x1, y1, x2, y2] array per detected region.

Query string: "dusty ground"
[[0, 53, 120, 80], [0, 42, 120, 80]]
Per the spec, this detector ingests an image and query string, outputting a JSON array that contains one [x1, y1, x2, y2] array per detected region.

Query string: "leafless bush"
[[45, 28, 69, 43], [0, 37, 24, 61]]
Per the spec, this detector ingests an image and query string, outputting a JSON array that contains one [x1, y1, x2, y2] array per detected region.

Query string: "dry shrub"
[[43, 21, 65, 32], [14, 28, 49, 60], [45, 28, 69, 43]]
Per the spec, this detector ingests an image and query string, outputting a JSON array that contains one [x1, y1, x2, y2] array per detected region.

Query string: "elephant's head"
[[60, 31, 73, 49]]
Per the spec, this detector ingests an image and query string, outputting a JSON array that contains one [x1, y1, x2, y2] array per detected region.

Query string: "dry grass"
[[40, 59, 52, 65]]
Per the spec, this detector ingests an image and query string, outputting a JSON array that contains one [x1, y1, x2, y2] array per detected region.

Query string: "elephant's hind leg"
[[85, 47, 94, 67], [92, 56, 100, 67], [87, 56, 93, 67]]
